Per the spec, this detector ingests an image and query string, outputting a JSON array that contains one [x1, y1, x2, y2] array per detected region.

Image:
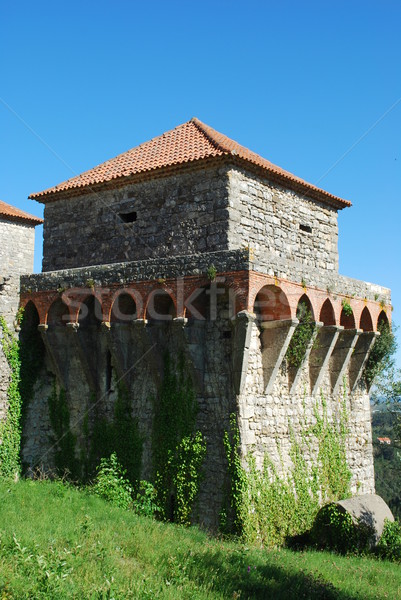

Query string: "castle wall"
[[0, 219, 36, 424], [42, 165, 230, 272], [237, 320, 375, 496], [227, 167, 339, 273]]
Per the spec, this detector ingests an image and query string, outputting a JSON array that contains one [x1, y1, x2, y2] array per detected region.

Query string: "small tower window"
[[299, 224, 312, 234], [119, 211, 137, 223]]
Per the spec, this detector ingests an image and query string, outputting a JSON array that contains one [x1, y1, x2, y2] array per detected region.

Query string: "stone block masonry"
[[16, 118, 393, 528], [0, 208, 41, 439]]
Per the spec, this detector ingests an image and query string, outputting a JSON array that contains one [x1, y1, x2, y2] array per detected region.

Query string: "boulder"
[[335, 493, 394, 544]]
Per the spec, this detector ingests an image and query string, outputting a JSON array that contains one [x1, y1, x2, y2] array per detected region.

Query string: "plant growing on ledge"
[[206, 265, 217, 281], [285, 302, 315, 369], [341, 299, 353, 317]]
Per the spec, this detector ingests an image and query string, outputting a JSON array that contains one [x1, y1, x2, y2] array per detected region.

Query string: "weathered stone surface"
[[0, 218, 37, 427]]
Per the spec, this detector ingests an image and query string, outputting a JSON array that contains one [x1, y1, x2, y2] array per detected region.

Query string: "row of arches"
[[21, 281, 389, 332]]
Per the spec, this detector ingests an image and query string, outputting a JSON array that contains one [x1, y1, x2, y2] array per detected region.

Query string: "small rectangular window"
[[119, 211, 137, 223], [300, 224, 312, 233]]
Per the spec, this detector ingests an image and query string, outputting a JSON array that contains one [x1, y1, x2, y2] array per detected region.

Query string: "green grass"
[[0, 480, 400, 599]]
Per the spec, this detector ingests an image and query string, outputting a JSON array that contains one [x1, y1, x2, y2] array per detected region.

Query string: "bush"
[[133, 480, 161, 518], [376, 519, 401, 562], [92, 452, 133, 509]]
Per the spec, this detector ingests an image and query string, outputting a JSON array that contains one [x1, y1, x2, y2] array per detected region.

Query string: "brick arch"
[[360, 306, 374, 332], [78, 295, 103, 326], [145, 288, 177, 322], [377, 309, 390, 330], [340, 305, 355, 329], [319, 298, 336, 326], [184, 282, 239, 321], [47, 297, 73, 326], [19, 297, 45, 325], [252, 284, 292, 321], [21, 300, 40, 329], [296, 293, 315, 321], [109, 289, 142, 322]]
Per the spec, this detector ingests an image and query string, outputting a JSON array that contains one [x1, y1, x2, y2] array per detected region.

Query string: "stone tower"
[[20, 119, 390, 526], [0, 199, 42, 423]]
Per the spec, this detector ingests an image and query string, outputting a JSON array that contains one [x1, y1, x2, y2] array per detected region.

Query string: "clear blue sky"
[[1, 1, 400, 366]]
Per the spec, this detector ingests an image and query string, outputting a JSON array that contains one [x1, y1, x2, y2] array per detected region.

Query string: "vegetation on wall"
[[222, 395, 351, 547], [0, 316, 22, 478], [286, 302, 315, 369], [48, 385, 79, 478], [152, 352, 206, 524], [89, 383, 143, 486], [364, 319, 397, 387]]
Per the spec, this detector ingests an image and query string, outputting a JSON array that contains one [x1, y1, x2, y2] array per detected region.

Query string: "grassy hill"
[[0, 479, 400, 599]]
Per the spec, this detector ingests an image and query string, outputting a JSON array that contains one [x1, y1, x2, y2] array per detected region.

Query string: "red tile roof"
[[0, 199, 43, 225], [29, 118, 351, 209]]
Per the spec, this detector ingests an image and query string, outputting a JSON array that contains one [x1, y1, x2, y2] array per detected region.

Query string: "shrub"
[[92, 452, 133, 509], [133, 480, 161, 518], [376, 519, 401, 562]]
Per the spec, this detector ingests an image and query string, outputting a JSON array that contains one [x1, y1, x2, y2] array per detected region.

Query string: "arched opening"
[[186, 287, 210, 321], [360, 307, 373, 332], [319, 298, 336, 326], [253, 285, 291, 322], [110, 293, 137, 323], [47, 298, 71, 327], [286, 294, 315, 372], [340, 305, 355, 329], [146, 290, 176, 323], [296, 294, 314, 321], [377, 310, 390, 330], [78, 296, 102, 328]]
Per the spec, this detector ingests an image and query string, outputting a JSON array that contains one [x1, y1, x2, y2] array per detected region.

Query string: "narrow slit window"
[[300, 224, 312, 234], [106, 350, 113, 392], [119, 211, 137, 223]]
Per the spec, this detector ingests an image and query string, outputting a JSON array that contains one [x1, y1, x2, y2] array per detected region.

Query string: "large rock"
[[335, 493, 394, 544]]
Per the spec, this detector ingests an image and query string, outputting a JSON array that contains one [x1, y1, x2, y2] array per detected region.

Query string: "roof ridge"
[[190, 117, 232, 155]]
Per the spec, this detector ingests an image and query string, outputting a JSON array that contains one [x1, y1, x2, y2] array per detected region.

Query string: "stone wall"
[[237, 320, 375, 496], [227, 166, 339, 273], [41, 163, 341, 277], [0, 219, 36, 425], [0, 220, 35, 325], [42, 165, 230, 272]]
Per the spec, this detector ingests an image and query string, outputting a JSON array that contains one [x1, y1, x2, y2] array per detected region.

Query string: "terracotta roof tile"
[[0, 199, 43, 225], [29, 118, 351, 209]]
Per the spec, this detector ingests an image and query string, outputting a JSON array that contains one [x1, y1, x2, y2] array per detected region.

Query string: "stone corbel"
[[331, 329, 362, 396], [310, 325, 343, 396], [289, 321, 323, 394], [349, 331, 379, 393], [261, 318, 299, 394], [232, 310, 257, 395]]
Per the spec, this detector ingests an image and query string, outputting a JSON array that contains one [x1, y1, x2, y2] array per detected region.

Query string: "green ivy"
[[341, 300, 353, 317], [0, 316, 22, 478], [152, 352, 206, 524], [364, 318, 397, 387], [222, 395, 352, 547], [220, 413, 247, 535], [88, 383, 143, 486], [286, 302, 315, 369], [48, 385, 79, 478]]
